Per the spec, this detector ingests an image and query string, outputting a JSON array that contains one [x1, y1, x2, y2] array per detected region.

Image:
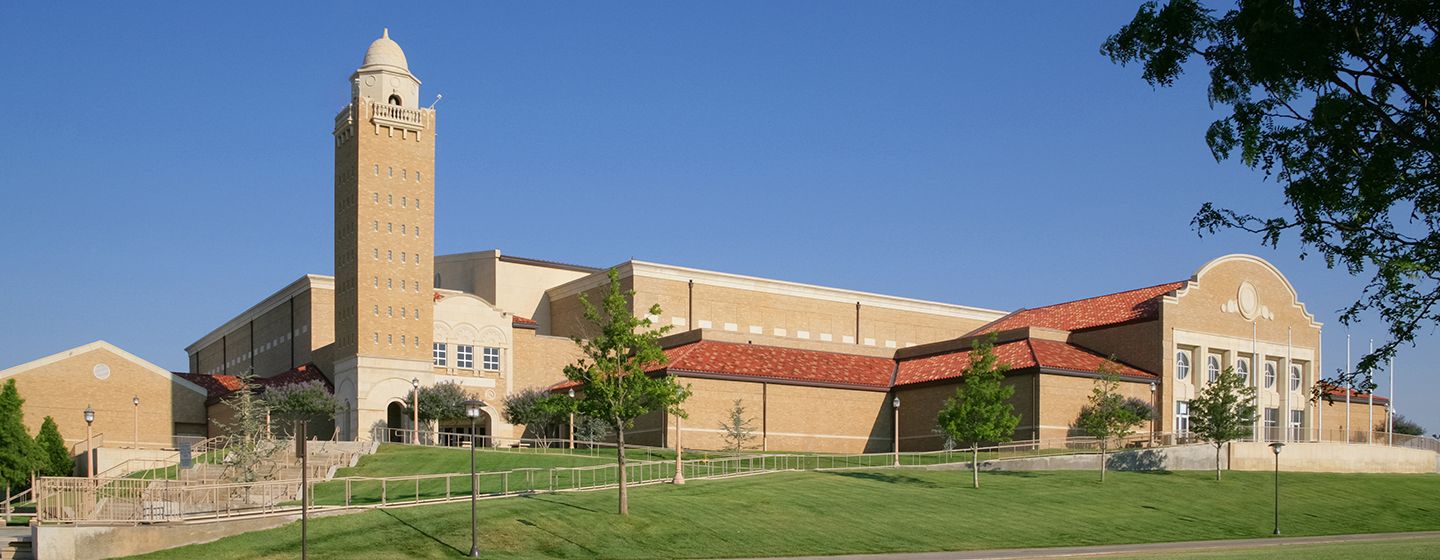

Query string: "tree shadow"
[[985, 471, 1041, 478], [517, 519, 599, 556], [826, 471, 941, 488], [377, 509, 465, 556], [520, 493, 604, 514], [1107, 449, 1168, 472]]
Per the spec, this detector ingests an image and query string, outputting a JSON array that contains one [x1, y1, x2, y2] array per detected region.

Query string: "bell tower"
[[332, 29, 437, 439]]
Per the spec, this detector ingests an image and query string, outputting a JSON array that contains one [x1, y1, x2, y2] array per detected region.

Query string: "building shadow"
[[825, 471, 941, 488], [378, 509, 465, 556], [519, 493, 604, 514], [517, 519, 599, 555]]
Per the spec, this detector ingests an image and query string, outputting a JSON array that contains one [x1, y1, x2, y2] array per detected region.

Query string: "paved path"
[[738, 531, 1440, 560]]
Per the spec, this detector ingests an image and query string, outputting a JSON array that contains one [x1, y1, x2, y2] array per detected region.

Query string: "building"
[[1, 31, 1391, 458]]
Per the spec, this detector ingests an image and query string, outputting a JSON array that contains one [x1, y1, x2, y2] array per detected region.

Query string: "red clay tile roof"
[[969, 281, 1188, 335], [895, 338, 1156, 386], [651, 340, 896, 389], [512, 315, 539, 328], [1323, 386, 1389, 405], [174, 363, 331, 404]]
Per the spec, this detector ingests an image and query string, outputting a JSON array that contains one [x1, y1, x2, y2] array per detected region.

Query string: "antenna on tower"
[[428, 94, 443, 109]]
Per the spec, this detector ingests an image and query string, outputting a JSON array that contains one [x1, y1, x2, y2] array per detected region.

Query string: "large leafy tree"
[[1104, 1, 1440, 392], [1076, 364, 1147, 482], [501, 388, 570, 447], [260, 381, 339, 438], [936, 335, 1020, 489], [34, 416, 73, 478], [0, 380, 39, 489], [1189, 366, 1260, 481], [563, 268, 689, 515]]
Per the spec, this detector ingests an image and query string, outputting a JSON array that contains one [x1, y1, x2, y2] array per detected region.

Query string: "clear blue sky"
[[1, 2, 1433, 433]]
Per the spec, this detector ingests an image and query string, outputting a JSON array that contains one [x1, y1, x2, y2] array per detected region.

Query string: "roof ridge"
[[692, 339, 891, 361], [1021, 279, 1188, 313]]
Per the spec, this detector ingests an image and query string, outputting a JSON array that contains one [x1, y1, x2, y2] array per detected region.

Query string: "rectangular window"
[[1289, 410, 1305, 442], [1264, 408, 1280, 441], [456, 345, 475, 369], [482, 347, 500, 371], [1175, 401, 1190, 437], [432, 343, 447, 366]]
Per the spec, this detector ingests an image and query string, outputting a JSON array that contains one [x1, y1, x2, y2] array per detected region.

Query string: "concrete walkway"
[[739, 531, 1440, 560]]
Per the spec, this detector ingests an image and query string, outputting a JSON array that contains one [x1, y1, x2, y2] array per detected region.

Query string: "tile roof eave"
[[665, 367, 892, 392], [893, 365, 1044, 389], [1037, 366, 1158, 382]]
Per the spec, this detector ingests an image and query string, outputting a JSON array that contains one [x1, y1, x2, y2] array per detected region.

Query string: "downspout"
[[688, 279, 694, 332], [854, 302, 861, 345], [762, 382, 769, 451]]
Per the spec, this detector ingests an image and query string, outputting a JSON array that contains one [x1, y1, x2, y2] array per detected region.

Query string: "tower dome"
[[361, 28, 409, 73]]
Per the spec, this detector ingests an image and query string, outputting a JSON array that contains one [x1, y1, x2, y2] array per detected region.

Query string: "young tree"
[[0, 380, 39, 490], [218, 371, 279, 483], [563, 268, 689, 515], [34, 416, 73, 477], [1189, 366, 1259, 481], [1104, 2, 1440, 387], [405, 381, 472, 442], [502, 388, 569, 447], [718, 400, 757, 453], [1385, 414, 1426, 437], [1075, 364, 1146, 482], [573, 414, 613, 445], [936, 336, 1020, 488], [260, 381, 339, 438]]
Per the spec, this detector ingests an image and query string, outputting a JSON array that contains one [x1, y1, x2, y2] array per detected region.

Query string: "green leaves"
[[1108, 0, 1440, 386], [937, 335, 1020, 448], [35, 416, 72, 477], [1076, 364, 1147, 445], [0, 380, 40, 489], [1189, 366, 1260, 447]]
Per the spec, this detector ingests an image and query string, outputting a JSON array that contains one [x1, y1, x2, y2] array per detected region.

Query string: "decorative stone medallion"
[[92, 363, 111, 380], [1237, 281, 1259, 320]]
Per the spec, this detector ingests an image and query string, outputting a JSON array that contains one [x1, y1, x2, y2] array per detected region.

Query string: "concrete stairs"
[[0, 528, 32, 560]]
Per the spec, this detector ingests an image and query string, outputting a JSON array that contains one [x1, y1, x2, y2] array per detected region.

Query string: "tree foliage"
[[34, 416, 72, 478], [563, 268, 689, 515], [0, 380, 39, 490], [1076, 364, 1147, 482], [1104, 1, 1440, 392], [936, 335, 1020, 488], [718, 400, 758, 453], [218, 371, 280, 483], [1385, 413, 1426, 436], [406, 381, 472, 424], [260, 381, 339, 437], [502, 388, 571, 446], [1188, 366, 1259, 481]]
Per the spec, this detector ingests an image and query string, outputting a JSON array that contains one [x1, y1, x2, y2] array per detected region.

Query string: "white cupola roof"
[[360, 28, 409, 73]]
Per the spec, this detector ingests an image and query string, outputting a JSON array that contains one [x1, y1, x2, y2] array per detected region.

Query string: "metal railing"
[[2, 487, 33, 524], [371, 427, 676, 462], [96, 435, 226, 480]]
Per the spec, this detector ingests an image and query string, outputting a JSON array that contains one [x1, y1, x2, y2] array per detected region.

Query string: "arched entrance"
[[386, 401, 405, 443], [439, 410, 491, 447]]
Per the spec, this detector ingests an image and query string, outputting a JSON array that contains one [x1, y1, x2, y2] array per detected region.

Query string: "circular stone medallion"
[[1237, 282, 1259, 320], [93, 363, 111, 380]]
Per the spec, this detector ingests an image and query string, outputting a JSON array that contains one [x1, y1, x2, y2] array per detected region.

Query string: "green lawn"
[[131, 469, 1440, 559], [1109, 535, 1440, 559]]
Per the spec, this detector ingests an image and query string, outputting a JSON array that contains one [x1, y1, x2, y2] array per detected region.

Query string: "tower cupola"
[[352, 28, 421, 109]]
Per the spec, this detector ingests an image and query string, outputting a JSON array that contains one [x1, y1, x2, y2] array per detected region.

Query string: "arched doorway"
[[439, 410, 491, 447], [386, 401, 405, 443]]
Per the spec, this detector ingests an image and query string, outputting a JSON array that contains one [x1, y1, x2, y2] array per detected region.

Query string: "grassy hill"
[[132, 465, 1440, 559]]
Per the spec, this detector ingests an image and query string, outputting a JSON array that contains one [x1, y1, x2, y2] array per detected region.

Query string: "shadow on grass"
[[826, 471, 942, 488], [985, 471, 1042, 478], [378, 509, 466, 557], [520, 493, 605, 514], [518, 519, 599, 555]]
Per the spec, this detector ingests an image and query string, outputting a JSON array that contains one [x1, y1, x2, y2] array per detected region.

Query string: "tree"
[[718, 400, 757, 453], [573, 414, 613, 445], [1383, 413, 1426, 437], [936, 335, 1021, 488], [1075, 364, 1147, 482], [34, 416, 72, 478], [502, 388, 570, 447], [405, 381, 472, 442], [260, 381, 339, 438], [563, 268, 689, 515], [218, 371, 280, 483], [1188, 366, 1259, 481], [0, 380, 39, 490], [1103, 1, 1440, 392]]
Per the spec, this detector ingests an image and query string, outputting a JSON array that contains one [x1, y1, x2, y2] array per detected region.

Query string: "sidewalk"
[[738, 531, 1440, 560]]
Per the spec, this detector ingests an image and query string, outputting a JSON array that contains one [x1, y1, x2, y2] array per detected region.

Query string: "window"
[[482, 347, 501, 371], [432, 343, 447, 366], [373, 248, 379, 259], [387, 306, 393, 317], [1235, 357, 1250, 384], [400, 279, 406, 290], [387, 334, 393, 345], [387, 278, 392, 289], [1175, 350, 1190, 380], [388, 94, 402, 106], [372, 276, 378, 288], [387, 222, 392, 233], [1175, 401, 1190, 436], [372, 220, 379, 232], [400, 335, 406, 346], [387, 250, 393, 262], [401, 307, 407, 318], [373, 165, 379, 176], [1264, 408, 1279, 441], [1289, 409, 1304, 441], [388, 167, 394, 178], [1290, 365, 1302, 391], [388, 194, 394, 205], [1264, 362, 1277, 389], [373, 192, 379, 203], [417, 171, 422, 182], [1207, 355, 1221, 383], [372, 305, 379, 316], [402, 196, 407, 207], [401, 224, 406, 235], [456, 345, 475, 369], [401, 252, 407, 263]]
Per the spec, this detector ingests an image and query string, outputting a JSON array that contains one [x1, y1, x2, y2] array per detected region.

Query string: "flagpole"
[[1345, 333, 1351, 443], [1367, 339, 1374, 444], [1388, 357, 1394, 446]]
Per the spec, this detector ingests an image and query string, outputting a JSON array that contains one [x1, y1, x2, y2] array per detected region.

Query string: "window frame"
[[456, 344, 475, 369], [482, 347, 501, 372], [1235, 356, 1250, 384], [1175, 350, 1190, 380], [1263, 361, 1277, 389], [432, 342, 447, 366], [1206, 355, 1221, 383], [1175, 401, 1190, 436], [1289, 365, 1302, 391]]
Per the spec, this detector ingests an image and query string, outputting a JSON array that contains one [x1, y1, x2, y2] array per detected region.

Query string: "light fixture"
[[412, 377, 420, 389], [892, 396, 901, 409], [132, 395, 140, 407], [465, 399, 483, 419], [568, 388, 576, 399], [84, 405, 95, 425]]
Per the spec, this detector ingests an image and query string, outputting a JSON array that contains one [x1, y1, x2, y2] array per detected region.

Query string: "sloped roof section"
[[512, 315, 539, 329], [969, 281, 1188, 335], [175, 363, 331, 405], [653, 340, 895, 389], [895, 338, 1155, 387]]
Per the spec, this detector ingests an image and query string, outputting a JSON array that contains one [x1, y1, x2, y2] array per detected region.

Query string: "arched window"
[[1264, 362, 1276, 388], [388, 94, 402, 106], [1235, 357, 1250, 384], [1290, 365, 1302, 391], [1175, 350, 1190, 380], [1207, 355, 1221, 383]]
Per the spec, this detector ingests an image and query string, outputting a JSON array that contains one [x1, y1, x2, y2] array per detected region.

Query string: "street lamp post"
[[567, 388, 576, 450], [83, 405, 95, 478], [464, 399, 484, 558], [411, 377, 421, 445], [673, 386, 686, 485], [892, 395, 901, 467], [1269, 442, 1284, 535], [1149, 382, 1157, 446], [132, 395, 140, 448]]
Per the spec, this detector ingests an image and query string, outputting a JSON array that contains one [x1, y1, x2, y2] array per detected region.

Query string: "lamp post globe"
[[84, 405, 94, 426]]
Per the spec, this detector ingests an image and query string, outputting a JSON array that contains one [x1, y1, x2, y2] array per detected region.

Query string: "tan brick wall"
[[548, 276, 636, 340], [335, 101, 436, 363], [895, 373, 1038, 451], [510, 330, 582, 396], [1069, 321, 1163, 374], [3, 346, 207, 448], [188, 282, 332, 378], [1037, 373, 1155, 441]]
